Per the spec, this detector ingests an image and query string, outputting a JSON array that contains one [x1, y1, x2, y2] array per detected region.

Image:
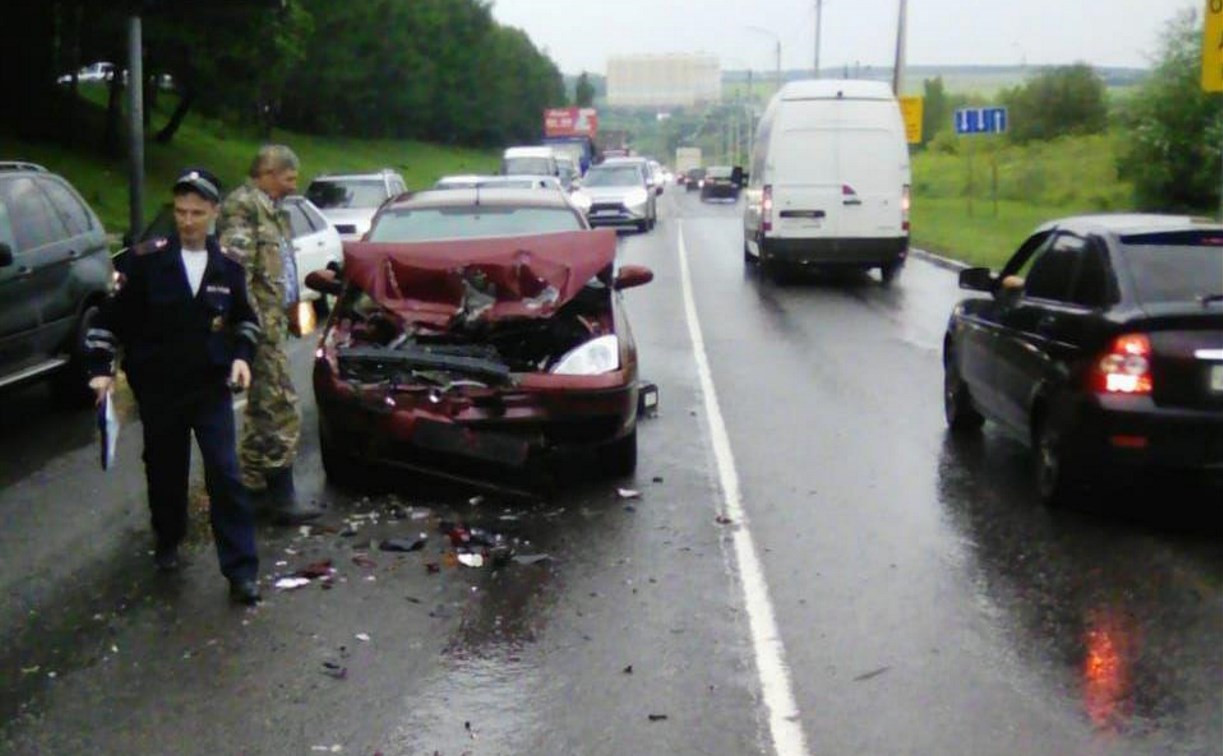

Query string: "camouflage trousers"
[[239, 336, 300, 490]]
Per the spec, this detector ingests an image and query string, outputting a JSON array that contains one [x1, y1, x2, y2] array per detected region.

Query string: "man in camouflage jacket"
[[217, 145, 320, 524]]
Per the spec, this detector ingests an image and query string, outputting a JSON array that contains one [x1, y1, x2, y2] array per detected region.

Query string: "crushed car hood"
[[343, 229, 617, 328]]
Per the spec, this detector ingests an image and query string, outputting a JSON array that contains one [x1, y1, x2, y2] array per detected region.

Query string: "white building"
[[606, 54, 721, 108]]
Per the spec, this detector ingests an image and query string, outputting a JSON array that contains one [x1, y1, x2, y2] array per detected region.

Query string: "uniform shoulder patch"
[[132, 237, 170, 256]]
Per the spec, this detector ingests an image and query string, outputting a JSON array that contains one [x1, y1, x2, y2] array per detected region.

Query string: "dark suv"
[[0, 162, 113, 404]]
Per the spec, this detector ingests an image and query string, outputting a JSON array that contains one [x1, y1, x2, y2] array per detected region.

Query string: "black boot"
[[266, 466, 322, 525]]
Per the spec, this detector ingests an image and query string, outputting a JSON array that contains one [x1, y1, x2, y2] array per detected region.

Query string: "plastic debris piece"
[[321, 661, 347, 680], [380, 536, 427, 553], [295, 560, 334, 579], [617, 488, 641, 500], [355, 633, 371, 643], [647, 714, 668, 722], [623, 665, 633, 674], [425, 562, 441, 574], [652, 476, 664, 483], [853, 666, 891, 682], [364, 575, 377, 582], [275, 560, 288, 568], [715, 514, 733, 525], [512, 554, 553, 566], [275, 577, 312, 591], [406, 596, 422, 604], [352, 554, 378, 569], [298, 525, 312, 538], [457, 553, 485, 568]]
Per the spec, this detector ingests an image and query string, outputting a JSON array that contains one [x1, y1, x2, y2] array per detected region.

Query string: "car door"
[[993, 233, 1092, 432], [298, 198, 343, 269], [36, 175, 108, 342], [284, 198, 327, 299], [0, 177, 73, 364], [0, 186, 40, 374]]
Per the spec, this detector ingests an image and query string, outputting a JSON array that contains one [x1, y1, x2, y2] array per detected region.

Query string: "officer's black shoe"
[[266, 467, 322, 525], [228, 578, 262, 605], [154, 545, 180, 572]]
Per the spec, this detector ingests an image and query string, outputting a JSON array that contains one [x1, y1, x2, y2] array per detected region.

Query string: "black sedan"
[[943, 214, 1223, 505], [700, 166, 741, 201]]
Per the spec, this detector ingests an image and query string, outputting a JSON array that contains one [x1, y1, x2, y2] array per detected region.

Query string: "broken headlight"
[[550, 335, 619, 375]]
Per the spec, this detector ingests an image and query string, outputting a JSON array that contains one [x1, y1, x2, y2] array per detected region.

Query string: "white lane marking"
[[676, 223, 809, 755]]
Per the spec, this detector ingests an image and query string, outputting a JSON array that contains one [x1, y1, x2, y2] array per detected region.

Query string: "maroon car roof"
[[342, 229, 617, 328]]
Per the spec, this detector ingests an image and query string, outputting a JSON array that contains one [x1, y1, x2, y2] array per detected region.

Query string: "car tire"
[[52, 303, 101, 408], [1034, 416, 1078, 508], [320, 423, 364, 489], [603, 428, 638, 477], [943, 355, 984, 433], [636, 220, 648, 233], [880, 260, 903, 286]]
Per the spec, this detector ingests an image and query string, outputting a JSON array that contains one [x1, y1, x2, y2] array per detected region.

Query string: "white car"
[[305, 170, 407, 242], [57, 61, 114, 84], [283, 196, 343, 302]]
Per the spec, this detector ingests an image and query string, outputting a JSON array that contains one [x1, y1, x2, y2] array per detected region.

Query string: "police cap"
[[173, 167, 222, 203]]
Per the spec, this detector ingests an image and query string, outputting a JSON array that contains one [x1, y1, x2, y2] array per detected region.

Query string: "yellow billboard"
[[1204, 0, 1223, 92], [899, 96, 924, 144]]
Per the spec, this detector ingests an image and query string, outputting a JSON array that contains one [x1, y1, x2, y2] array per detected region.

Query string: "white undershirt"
[[181, 246, 208, 296]]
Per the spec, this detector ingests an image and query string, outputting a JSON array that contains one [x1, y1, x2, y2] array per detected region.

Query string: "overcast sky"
[[490, 0, 1195, 75]]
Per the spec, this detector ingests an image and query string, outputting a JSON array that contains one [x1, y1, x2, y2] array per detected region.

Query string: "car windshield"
[[306, 179, 387, 209], [1119, 231, 1223, 305], [368, 206, 582, 241], [504, 157, 553, 176], [584, 166, 641, 188], [707, 167, 732, 179]]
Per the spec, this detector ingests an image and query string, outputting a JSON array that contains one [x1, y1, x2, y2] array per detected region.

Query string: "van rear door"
[[837, 126, 906, 240], [769, 117, 841, 239]]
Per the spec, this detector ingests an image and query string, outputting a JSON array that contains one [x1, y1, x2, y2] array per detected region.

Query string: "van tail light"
[[762, 184, 773, 232], [1090, 334, 1153, 395], [901, 184, 911, 233]]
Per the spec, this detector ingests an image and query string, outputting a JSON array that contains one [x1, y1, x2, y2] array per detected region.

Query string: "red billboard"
[[543, 107, 599, 138]]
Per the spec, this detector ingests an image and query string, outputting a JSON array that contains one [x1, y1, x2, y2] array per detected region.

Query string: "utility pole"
[[891, 0, 908, 96], [127, 14, 145, 238], [814, 0, 823, 78]]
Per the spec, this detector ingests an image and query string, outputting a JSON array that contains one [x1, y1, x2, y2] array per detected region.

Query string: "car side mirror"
[[614, 264, 654, 291], [958, 267, 995, 293], [305, 268, 344, 297], [0, 242, 13, 267]]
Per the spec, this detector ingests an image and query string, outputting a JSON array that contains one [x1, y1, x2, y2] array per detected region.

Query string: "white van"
[[502, 146, 560, 178], [743, 79, 911, 283]]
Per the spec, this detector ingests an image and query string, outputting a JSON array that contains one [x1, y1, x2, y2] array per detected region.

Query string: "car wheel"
[[943, 355, 984, 433], [636, 219, 648, 233], [880, 260, 903, 286], [320, 423, 364, 489], [52, 303, 101, 408], [603, 428, 638, 477], [1035, 417, 1078, 507]]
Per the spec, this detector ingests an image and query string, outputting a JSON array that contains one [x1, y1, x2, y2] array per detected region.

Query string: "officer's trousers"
[[138, 385, 259, 581]]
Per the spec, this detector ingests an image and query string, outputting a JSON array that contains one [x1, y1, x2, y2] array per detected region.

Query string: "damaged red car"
[[306, 225, 653, 490]]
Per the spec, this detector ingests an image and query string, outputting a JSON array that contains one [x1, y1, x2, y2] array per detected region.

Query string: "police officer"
[[217, 145, 321, 525], [87, 168, 262, 605]]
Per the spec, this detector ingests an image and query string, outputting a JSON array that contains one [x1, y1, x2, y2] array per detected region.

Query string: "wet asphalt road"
[[1, 190, 1220, 755]]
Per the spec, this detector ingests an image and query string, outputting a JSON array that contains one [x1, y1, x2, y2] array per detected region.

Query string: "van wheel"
[[880, 260, 903, 286]]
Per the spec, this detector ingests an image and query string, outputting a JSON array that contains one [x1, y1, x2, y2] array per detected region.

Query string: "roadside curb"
[[911, 247, 970, 272]]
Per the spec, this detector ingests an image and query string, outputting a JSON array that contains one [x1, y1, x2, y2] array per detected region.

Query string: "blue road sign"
[[954, 107, 1008, 135]]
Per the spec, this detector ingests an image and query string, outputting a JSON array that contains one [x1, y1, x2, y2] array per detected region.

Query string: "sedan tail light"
[[762, 184, 773, 233], [1091, 334, 1153, 395]]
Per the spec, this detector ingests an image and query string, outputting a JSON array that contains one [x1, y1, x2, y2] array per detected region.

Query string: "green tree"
[[1000, 63, 1108, 143], [1119, 8, 1222, 211], [575, 72, 595, 107]]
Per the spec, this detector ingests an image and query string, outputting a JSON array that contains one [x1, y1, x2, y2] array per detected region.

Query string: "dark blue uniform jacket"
[[86, 235, 261, 399]]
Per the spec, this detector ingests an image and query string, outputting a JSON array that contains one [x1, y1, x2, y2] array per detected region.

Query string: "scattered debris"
[[295, 560, 335, 579], [622, 665, 633, 674], [853, 666, 891, 682], [380, 536, 427, 553], [405, 596, 422, 604], [274, 577, 312, 591], [617, 488, 641, 500], [511, 554, 553, 566], [652, 476, 664, 483], [309, 746, 343, 753], [355, 633, 371, 643], [469, 495, 486, 506], [647, 714, 668, 722], [352, 555, 378, 570], [20, 666, 40, 675], [458, 553, 486, 568], [715, 514, 733, 525], [321, 661, 347, 680], [339, 528, 358, 537], [298, 525, 313, 538], [425, 562, 441, 574], [624, 505, 637, 513]]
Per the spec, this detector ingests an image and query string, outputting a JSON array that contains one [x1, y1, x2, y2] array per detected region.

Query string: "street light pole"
[[746, 26, 782, 96], [814, 0, 823, 78], [891, 0, 908, 95], [127, 14, 145, 238]]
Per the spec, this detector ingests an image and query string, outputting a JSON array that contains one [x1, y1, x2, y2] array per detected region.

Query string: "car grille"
[[590, 203, 625, 214]]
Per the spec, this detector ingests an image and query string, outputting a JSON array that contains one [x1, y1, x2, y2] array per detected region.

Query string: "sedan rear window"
[[368, 206, 582, 242], [1119, 231, 1223, 305], [504, 157, 553, 176], [306, 180, 387, 209]]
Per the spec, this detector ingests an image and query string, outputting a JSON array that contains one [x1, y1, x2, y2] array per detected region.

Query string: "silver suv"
[[305, 169, 406, 242], [0, 162, 113, 404]]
